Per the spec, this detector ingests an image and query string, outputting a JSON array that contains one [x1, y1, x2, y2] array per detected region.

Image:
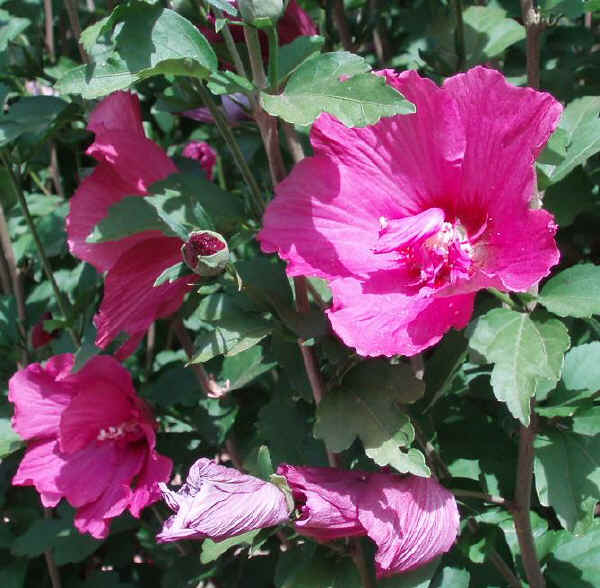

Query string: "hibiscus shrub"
[[2, 1, 600, 587]]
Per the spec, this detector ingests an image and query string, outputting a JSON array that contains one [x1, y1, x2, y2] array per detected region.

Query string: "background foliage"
[[2, 0, 600, 587]]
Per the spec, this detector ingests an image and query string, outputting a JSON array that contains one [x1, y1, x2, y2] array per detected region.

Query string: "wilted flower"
[[280, 465, 460, 578], [259, 66, 562, 356], [67, 92, 217, 358], [182, 141, 217, 180], [157, 458, 291, 542], [10, 354, 172, 539]]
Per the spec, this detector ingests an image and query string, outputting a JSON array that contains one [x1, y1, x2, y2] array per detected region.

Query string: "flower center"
[[97, 420, 142, 442], [374, 208, 478, 291]]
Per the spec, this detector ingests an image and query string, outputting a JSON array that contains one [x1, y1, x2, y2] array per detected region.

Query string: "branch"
[[43, 509, 62, 588], [332, 0, 353, 51], [520, 0, 544, 89], [63, 0, 90, 64]]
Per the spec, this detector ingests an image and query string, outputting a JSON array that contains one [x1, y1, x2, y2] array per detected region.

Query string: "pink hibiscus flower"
[[182, 140, 217, 180], [157, 458, 291, 543], [9, 354, 172, 539], [259, 67, 562, 356], [67, 91, 198, 359], [279, 465, 459, 578]]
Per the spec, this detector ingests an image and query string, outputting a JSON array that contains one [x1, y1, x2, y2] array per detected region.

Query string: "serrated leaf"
[[540, 97, 600, 184], [534, 430, 600, 531], [261, 52, 414, 127], [539, 264, 600, 318], [205, 0, 239, 15], [207, 70, 254, 95], [0, 9, 30, 51], [468, 309, 570, 425], [0, 417, 23, 458], [314, 360, 428, 475], [56, 3, 217, 98], [219, 345, 276, 391], [562, 342, 600, 398], [0, 96, 70, 147]]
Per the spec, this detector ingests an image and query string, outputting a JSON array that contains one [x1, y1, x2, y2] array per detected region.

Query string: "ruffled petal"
[[12, 439, 66, 507], [278, 464, 367, 540], [8, 355, 77, 441], [129, 452, 173, 518], [157, 458, 290, 543], [443, 66, 563, 220], [311, 69, 465, 218], [73, 443, 146, 539], [57, 442, 144, 509], [479, 208, 560, 291], [87, 91, 144, 137], [259, 156, 398, 280], [94, 237, 192, 355], [327, 278, 474, 357], [358, 474, 460, 578]]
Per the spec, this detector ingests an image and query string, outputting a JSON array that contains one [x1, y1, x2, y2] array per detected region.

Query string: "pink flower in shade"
[[183, 93, 250, 126], [67, 91, 198, 359], [279, 465, 459, 578], [156, 458, 291, 543], [31, 312, 58, 349], [182, 141, 217, 180], [9, 354, 172, 539], [259, 66, 562, 356]]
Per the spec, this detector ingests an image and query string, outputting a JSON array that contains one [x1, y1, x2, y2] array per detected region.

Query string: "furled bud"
[[181, 231, 229, 277], [238, 0, 285, 25]]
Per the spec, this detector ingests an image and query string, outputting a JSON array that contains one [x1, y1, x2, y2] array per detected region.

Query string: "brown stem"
[[49, 144, 64, 198], [351, 539, 376, 588], [0, 205, 28, 365], [171, 316, 227, 397], [63, 0, 90, 63], [44, 0, 56, 62], [513, 400, 545, 587], [453, 489, 514, 509], [0, 245, 11, 295], [43, 510, 62, 588], [332, 0, 354, 51], [369, 0, 389, 64], [520, 0, 543, 89]]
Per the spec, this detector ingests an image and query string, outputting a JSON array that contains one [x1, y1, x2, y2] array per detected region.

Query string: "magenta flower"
[[67, 91, 199, 358], [259, 67, 562, 356], [183, 93, 250, 126], [279, 465, 460, 578], [182, 140, 217, 180], [31, 312, 58, 349], [9, 354, 172, 539], [157, 458, 291, 543]]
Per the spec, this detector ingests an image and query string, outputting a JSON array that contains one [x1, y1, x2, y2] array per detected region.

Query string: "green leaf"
[[278, 35, 325, 84], [545, 524, 600, 587], [200, 530, 260, 564], [539, 263, 600, 318], [56, 2, 217, 98], [468, 309, 570, 425], [0, 96, 69, 147], [379, 559, 441, 588], [189, 293, 272, 363], [0, 9, 30, 51], [86, 196, 177, 243], [153, 261, 194, 287], [0, 417, 23, 458], [572, 405, 600, 436], [261, 52, 414, 127], [314, 360, 429, 476], [207, 70, 254, 95], [204, 0, 239, 15], [534, 430, 600, 531], [219, 345, 276, 391], [562, 342, 600, 399], [541, 97, 600, 184]]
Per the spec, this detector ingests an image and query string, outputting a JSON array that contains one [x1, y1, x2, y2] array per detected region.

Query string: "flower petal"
[[327, 277, 474, 357], [278, 464, 367, 540], [358, 474, 460, 577], [157, 458, 290, 543], [129, 452, 173, 518], [87, 91, 144, 137], [94, 237, 192, 355], [12, 439, 66, 507], [443, 66, 563, 219], [9, 354, 77, 441]]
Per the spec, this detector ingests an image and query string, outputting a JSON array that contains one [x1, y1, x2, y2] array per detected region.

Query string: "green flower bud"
[[181, 231, 229, 277], [238, 0, 285, 25]]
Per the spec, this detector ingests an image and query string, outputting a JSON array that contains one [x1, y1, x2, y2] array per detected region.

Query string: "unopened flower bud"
[[181, 230, 229, 277], [238, 0, 285, 25]]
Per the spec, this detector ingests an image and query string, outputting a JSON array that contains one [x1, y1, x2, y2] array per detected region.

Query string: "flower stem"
[[194, 82, 266, 216], [267, 26, 280, 91], [331, 0, 354, 51], [0, 151, 80, 348], [513, 400, 546, 588], [452, 489, 514, 509], [44, 509, 62, 588], [63, 0, 90, 64], [215, 8, 248, 78], [453, 0, 466, 71], [520, 0, 543, 89]]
